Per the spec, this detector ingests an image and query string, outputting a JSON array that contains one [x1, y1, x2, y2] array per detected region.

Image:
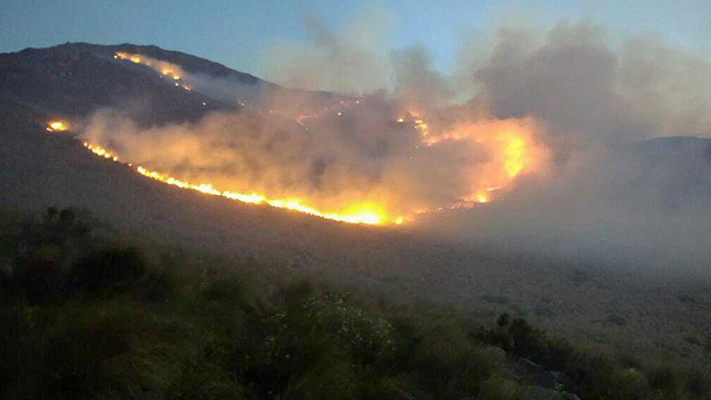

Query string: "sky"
[[1, 0, 710, 79]]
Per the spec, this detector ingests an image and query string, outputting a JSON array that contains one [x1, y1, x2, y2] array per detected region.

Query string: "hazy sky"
[[1, 0, 710, 78]]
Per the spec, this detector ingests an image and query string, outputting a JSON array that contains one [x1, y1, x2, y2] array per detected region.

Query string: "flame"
[[79, 114, 547, 224], [414, 119, 429, 137], [397, 111, 431, 137], [114, 52, 191, 91], [84, 143, 119, 161], [505, 138, 527, 177], [85, 54, 549, 224], [460, 120, 546, 204], [397, 113, 547, 208], [46, 121, 68, 132], [78, 109, 545, 225], [81, 142, 394, 225]]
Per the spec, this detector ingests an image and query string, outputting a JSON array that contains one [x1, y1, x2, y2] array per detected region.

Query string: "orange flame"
[[82, 142, 394, 225], [46, 121, 68, 132], [398, 113, 547, 208], [114, 52, 191, 91], [89, 54, 549, 224], [78, 110, 546, 225]]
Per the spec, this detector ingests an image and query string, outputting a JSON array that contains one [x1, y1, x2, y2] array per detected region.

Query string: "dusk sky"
[[2, 0, 710, 79]]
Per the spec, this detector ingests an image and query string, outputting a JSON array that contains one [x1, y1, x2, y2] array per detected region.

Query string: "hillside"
[[0, 43, 237, 125], [1, 42, 710, 375], [0, 42, 342, 127], [4, 207, 711, 399]]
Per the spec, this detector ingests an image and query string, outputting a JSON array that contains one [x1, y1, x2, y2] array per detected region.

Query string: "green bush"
[[475, 376, 522, 400], [686, 367, 711, 398], [1, 207, 710, 400], [647, 364, 679, 394], [387, 307, 502, 399], [67, 246, 146, 294], [234, 303, 359, 398], [8, 207, 96, 302], [508, 318, 548, 358]]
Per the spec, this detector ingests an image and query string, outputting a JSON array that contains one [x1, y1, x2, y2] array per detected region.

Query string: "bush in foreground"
[[1, 208, 710, 400]]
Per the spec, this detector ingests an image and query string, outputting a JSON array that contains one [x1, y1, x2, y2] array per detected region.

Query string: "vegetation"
[[0, 208, 709, 399]]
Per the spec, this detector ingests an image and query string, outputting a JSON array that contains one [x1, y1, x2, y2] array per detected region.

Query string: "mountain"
[[0, 42, 429, 282], [1, 43, 710, 367], [0, 43, 238, 125]]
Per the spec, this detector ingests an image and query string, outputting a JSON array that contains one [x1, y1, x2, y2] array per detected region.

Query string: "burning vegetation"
[[69, 51, 553, 226], [75, 96, 547, 225], [46, 121, 68, 132], [114, 52, 191, 91], [81, 142, 390, 225]]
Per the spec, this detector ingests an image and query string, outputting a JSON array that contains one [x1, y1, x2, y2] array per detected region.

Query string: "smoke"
[[471, 22, 711, 160], [85, 15, 711, 277], [422, 141, 711, 278], [263, 6, 392, 94], [410, 20, 711, 278], [84, 95, 547, 223], [113, 52, 265, 106]]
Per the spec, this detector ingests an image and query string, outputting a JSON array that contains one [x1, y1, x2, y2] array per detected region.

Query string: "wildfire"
[[84, 143, 118, 161], [74, 52, 549, 225], [76, 108, 548, 224], [46, 121, 68, 132], [81, 142, 395, 225], [114, 52, 191, 91], [397, 113, 547, 207], [414, 118, 430, 138], [397, 111, 431, 137]]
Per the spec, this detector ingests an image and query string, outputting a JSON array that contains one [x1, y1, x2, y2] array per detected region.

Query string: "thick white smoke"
[[85, 14, 711, 277]]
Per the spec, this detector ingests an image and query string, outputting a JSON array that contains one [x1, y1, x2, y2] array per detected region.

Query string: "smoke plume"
[[85, 15, 711, 276]]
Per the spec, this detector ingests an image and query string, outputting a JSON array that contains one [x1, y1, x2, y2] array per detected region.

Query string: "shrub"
[[67, 246, 146, 295], [235, 309, 358, 399], [0, 307, 26, 392], [541, 337, 574, 371], [647, 365, 678, 394], [360, 374, 419, 400], [497, 312, 511, 328], [475, 376, 522, 400], [508, 318, 548, 358], [686, 368, 711, 398], [8, 207, 98, 302], [12, 243, 67, 302], [0, 265, 10, 303], [475, 325, 515, 353], [388, 309, 501, 399], [3, 207, 711, 400]]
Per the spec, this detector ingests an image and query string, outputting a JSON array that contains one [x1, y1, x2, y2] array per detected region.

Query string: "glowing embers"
[[114, 52, 142, 63], [160, 68, 181, 81], [81, 142, 395, 225], [83, 143, 118, 161], [46, 121, 68, 132], [114, 52, 191, 92], [413, 118, 430, 138], [396, 112, 430, 138]]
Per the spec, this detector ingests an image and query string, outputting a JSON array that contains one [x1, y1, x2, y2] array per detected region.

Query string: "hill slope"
[[1, 43, 710, 368]]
